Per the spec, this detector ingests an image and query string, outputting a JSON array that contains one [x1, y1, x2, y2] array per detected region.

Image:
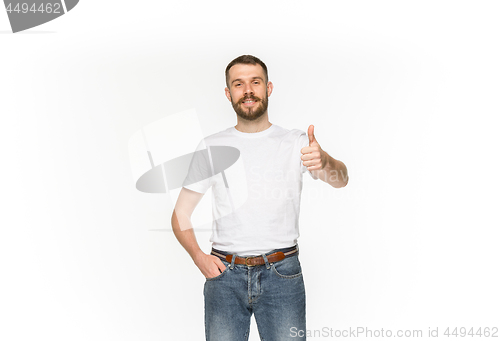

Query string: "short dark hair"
[[225, 55, 268, 88]]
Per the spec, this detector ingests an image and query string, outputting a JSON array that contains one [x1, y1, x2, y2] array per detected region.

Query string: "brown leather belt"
[[211, 246, 298, 267]]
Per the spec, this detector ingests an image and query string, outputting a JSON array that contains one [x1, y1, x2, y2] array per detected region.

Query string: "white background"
[[1, 1, 499, 340]]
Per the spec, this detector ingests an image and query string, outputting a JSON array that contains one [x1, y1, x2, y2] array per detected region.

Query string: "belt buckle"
[[245, 256, 256, 266]]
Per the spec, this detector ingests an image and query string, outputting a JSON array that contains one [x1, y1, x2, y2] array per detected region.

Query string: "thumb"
[[308, 125, 317, 145]]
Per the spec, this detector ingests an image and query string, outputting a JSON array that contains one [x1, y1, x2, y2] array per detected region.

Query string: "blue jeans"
[[204, 246, 306, 341]]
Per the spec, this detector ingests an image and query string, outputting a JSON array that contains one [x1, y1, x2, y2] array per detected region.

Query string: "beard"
[[231, 92, 269, 121]]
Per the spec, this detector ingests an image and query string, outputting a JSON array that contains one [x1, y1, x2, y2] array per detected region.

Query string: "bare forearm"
[[171, 210, 205, 262], [171, 210, 226, 278], [312, 152, 349, 188]]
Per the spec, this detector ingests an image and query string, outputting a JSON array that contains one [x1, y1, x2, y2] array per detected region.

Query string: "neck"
[[235, 112, 272, 133]]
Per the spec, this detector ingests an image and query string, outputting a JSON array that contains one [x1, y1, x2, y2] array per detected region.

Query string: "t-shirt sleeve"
[[182, 139, 213, 194], [298, 131, 319, 180]]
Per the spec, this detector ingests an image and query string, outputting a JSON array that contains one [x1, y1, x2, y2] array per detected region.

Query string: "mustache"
[[239, 95, 261, 104]]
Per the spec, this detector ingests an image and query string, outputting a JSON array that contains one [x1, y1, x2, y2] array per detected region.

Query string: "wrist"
[[325, 151, 333, 168], [191, 249, 207, 264]]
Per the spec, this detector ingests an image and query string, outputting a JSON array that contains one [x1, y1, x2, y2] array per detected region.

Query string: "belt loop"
[[230, 253, 236, 269], [262, 253, 270, 269]]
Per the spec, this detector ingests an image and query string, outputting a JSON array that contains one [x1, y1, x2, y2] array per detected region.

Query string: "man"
[[171, 55, 348, 341]]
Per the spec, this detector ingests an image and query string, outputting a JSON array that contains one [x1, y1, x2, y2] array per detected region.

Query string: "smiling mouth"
[[241, 97, 258, 106]]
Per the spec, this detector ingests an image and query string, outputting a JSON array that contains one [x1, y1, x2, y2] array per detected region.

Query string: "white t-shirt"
[[183, 124, 317, 255]]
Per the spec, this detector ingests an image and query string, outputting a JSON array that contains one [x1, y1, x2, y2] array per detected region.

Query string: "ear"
[[267, 81, 274, 97], [224, 87, 232, 102]]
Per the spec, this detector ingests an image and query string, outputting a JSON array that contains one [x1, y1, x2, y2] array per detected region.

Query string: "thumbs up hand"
[[301, 125, 327, 171]]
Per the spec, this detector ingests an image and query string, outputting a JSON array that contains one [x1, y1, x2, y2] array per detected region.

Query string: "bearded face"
[[230, 91, 269, 121], [225, 63, 273, 122]]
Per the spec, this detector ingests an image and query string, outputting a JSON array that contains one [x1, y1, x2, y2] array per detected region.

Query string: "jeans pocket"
[[271, 256, 302, 279], [205, 261, 230, 281]]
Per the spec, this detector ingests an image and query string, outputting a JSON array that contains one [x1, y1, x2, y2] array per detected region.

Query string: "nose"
[[243, 83, 254, 97]]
